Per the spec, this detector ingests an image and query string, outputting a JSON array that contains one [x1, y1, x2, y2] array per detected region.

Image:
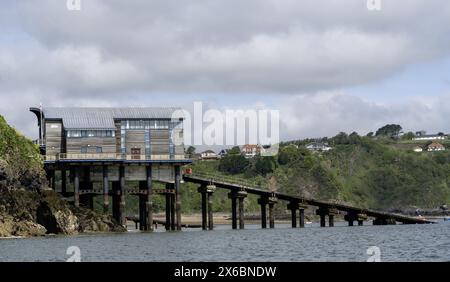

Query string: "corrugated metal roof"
[[44, 107, 184, 130]]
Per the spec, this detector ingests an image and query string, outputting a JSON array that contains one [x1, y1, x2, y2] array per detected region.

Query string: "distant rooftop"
[[35, 107, 184, 130]]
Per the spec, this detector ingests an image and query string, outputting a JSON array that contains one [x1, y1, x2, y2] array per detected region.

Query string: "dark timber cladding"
[[30, 106, 191, 231]]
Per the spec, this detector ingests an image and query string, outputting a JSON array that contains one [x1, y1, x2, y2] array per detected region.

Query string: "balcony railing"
[[44, 153, 189, 161]]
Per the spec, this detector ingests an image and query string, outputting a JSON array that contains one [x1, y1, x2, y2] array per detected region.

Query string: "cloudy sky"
[[1, 0, 450, 143]]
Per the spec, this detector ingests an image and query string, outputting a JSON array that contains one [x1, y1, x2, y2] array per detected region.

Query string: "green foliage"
[[0, 115, 45, 190], [185, 146, 196, 158], [192, 136, 450, 210], [375, 124, 402, 138], [246, 156, 277, 177], [218, 153, 249, 174], [401, 131, 415, 140]]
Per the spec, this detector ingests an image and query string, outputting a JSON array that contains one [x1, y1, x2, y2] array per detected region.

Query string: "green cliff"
[[0, 115, 125, 237]]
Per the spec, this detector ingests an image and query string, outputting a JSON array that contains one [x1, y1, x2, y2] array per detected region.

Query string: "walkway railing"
[[44, 153, 189, 161], [189, 171, 270, 190]]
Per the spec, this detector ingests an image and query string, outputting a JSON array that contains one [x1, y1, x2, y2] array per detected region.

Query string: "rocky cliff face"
[[0, 115, 126, 237]]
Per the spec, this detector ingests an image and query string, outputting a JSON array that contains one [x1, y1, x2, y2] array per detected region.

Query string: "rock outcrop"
[[0, 114, 126, 237]]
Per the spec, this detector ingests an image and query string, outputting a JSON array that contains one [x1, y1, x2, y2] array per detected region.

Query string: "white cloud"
[[1, 0, 450, 140], [278, 92, 450, 140]]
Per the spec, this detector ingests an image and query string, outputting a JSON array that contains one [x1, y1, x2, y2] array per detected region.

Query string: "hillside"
[[187, 136, 450, 212], [0, 115, 125, 237]]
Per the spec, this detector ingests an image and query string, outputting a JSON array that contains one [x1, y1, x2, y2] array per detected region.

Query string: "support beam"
[[119, 166, 126, 227], [51, 171, 56, 191], [287, 201, 300, 228], [138, 181, 147, 231], [237, 190, 247, 229], [174, 166, 182, 231], [61, 169, 67, 196], [268, 197, 277, 229], [258, 198, 268, 229], [112, 181, 120, 223], [102, 166, 109, 213], [345, 212, 367, 227], [198, 185, 207, 230], [165, 190, 171, 231], [328, 213, 335, 227], [316, 208, 327, 227], [207, 185, 216, 230], [291, 208, 297, 228], [228, 192, 238, 230], [146, 165, 153, 231], [169, 184, 176, 231], [327, 209, 337, 227], [299, 208, 305, 228], [74, 167, 80, 207]]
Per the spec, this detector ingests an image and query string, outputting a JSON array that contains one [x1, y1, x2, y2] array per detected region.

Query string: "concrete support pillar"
[[329, 209, 338, 228], [291, 208, 297, 228], [345, 213, 367, 227], [61, 169, 67, 195], [207, 185, 215, 230], [320, 214, 326, 227], [237, 190, 247, 229], [174, 166, 182, 231], [119, 166, 126, 227], [328, 213, 335, 227], [112, 181, 120, 223], [138, 181, 147, 231], [51, 171, 56, 191], [80, 167, 93, 210], [258, 198, 268, 229], [102, 166, 109, 214], [316, 208, 327, 227], [287, 201, 300, 228], [299, 208, 305, 228], [168, 184, 176, 231], [165, 190, 171, 231], [199, 185, 207, 230], [74, 167, 80, 207], [268, 197, 277, 229], [146, 165, 153, 231], [228, 192, 238, 230]]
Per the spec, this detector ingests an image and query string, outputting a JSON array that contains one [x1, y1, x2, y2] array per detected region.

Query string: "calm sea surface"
[[1, 221, 449, 262]]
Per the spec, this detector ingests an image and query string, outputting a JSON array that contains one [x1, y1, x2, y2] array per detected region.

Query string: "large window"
[[122, 119, 170, 130], [66, 130, 115, 138]]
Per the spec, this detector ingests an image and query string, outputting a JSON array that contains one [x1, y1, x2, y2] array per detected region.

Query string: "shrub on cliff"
[[0, 115, 45, 191]]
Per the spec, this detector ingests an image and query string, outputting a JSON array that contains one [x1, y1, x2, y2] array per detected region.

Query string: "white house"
[[241, 144, 262, 158], [306, 142, 332, 152], [413, 131, 447, 141], [427, 142, 445, 152], [413, 146, 423, 152], [200, 150, 219, 160]]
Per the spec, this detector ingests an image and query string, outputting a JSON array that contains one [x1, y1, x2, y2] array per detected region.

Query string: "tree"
[[218, 151, 249, 174], [375, 124, 402, 138], [185, 146, 196, 158], [253, 156, 276, 176], [366, 132, 374, 137], [277, 145, 301, 165], [401, 132, 415, 140], [228, 146, 241, 155], [332, 132, 349, 145]]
